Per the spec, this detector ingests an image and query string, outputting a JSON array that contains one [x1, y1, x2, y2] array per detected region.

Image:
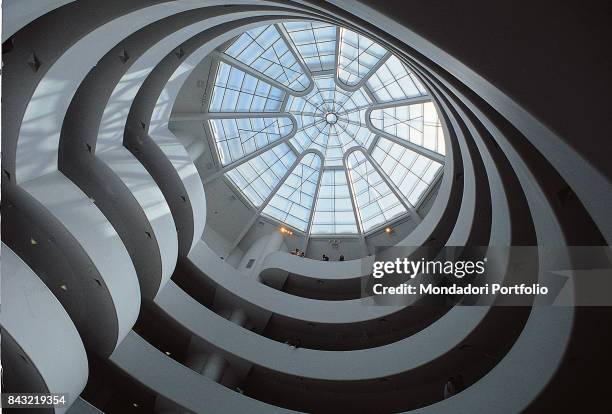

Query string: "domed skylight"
[[207, 21, 446, 235]]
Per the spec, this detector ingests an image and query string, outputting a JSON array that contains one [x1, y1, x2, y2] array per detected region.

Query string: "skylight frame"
[[262, 152, 323, 231], [282, 21, 337, 73], [286, 74, 375, 166], [366, 55, 428, 103], [310, 168, 360, 235], [209, 61, 285, 113], [337, 27, 389, 87], [204, 21, 448, 237], [370, 101, 446, 156], [225, 143, 297, 207], [345, 150, 408, 232], [209, 115, 294, 166], [371, 137, 444, 207], [224, 24, 312, 92]]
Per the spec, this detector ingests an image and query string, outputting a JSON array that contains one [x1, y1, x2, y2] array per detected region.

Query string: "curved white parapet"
[[1, 0, 76, 38], [154, 280, 487, 381], [7, 1, 230, 357], [188, 241, 401, 325], [110, 331, 300, 414], [415, 308, 573, 414], [1, 244, 88, 413], [260, 251, 374, 282], [96, 147, 178, 296], [423, 71, 513, 247], [9, 5, 289, 304], [396, 47, 577, 414], [432, 90, 479, 247], [13, 1, 218, 184], [258, 251, 373, 296], [141, 277, 574, 414], [20, 172, 141, 351]]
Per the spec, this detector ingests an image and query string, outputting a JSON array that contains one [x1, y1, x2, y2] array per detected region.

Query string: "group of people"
[[291, 249, 345, 261], [290, 248, 305, 257], [321, 254, 344, 261]]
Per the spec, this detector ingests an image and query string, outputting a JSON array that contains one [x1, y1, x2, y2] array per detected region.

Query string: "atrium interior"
[[175, 21, 446, 261], [2, 1, 611, 413]]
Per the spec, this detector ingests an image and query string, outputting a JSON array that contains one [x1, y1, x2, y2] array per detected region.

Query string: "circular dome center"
[[325, 112, 338, 125]]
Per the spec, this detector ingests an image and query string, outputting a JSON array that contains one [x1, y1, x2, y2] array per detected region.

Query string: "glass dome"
[[207, 21, 446, 235]]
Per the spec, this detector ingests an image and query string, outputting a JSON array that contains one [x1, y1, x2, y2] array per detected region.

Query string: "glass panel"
[[225, 143, 297, 207], [262, 153, 322, 231], [311, 170, 358, 234], [209, 62, 285, 112], [283, 21, 337, 72], [209, 117, 293, 165], [346, 151, 406, 232], [337, 28, 387, 86], [371, 137, 443, 206], [225, 25, 310, 92], [367, 55, 427, 103], [370, 101, 445, 155]]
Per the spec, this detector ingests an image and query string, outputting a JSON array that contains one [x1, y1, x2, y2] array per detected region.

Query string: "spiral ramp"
[[1, 1, 611, 413]]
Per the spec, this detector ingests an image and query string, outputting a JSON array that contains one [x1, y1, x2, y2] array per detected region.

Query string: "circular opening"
[[325, 112, 338, 124], [203, 20, 447, 237]]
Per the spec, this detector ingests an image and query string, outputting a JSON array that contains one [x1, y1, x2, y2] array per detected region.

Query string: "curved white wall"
[[1, 244, 88, 413]]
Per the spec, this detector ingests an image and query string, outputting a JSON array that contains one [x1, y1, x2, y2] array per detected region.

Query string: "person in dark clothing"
[[443, 374, 466, 399], [322, 254, 329, 261], [443, 376, 456, 399], [285, 337, 302, 349], [339, 255, 345, 261]]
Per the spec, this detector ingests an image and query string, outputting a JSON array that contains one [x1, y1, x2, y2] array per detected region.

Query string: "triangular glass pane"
[[370, 101, 445, 155], [311, 170, 358, 234], [263, 153, 322, 231], [346, 151, 407, 232], [371, 137, 443, 206], [210, 116, 293, 166], [283, 21, 336, 72], [366, 55, 427, 103], [225, 144, 297, 207], [225, 25, 310, 92], [209, 62, 285, 113], [337, 28, 387, 87]]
